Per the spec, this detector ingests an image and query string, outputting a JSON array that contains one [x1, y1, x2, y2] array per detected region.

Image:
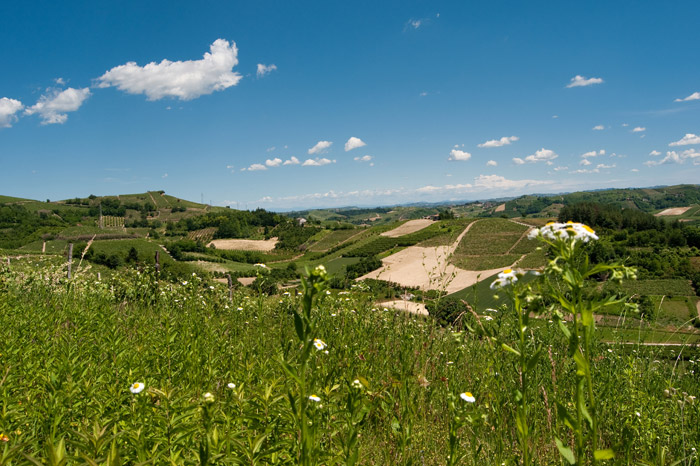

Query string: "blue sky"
[[1, 1, 699, 210]]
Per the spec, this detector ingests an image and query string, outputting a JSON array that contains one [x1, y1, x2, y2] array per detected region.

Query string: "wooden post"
[[97, 272, 101, 281], [227, 274, 233, 301], [5, 257, 9, 268], [155, 251, 160, 274], [67, 243, 73, 279]]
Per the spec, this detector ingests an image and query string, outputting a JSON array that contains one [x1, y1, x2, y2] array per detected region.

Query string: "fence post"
[[227, 273, 233, 301], [155, 251, 160, 274], [67, 243, 73, 279]]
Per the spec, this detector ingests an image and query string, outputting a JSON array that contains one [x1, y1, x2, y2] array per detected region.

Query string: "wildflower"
[[129, 382, 145, 394], [182, 281, 188, 285], [204, 392, 215, 402], [0, 434, 8, 442], [309, 394, 321, 402], [227, 383, 236, 389], [635, 411, 641, 417], [485, 308, 498, 313], [460, 392, 476, 403], [313, 338, 327, 351], [253, 263, 268, 269], [490, 268, 518, 289], [531, 221, 598, 243], [352, 379, 362, 388], [237, 307, 243, 311], [484, 315, 493, 321]]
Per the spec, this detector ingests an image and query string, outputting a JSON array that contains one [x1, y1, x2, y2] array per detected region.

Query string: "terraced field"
[[307, 228, 364, 252], [450, 218, 531, 270]]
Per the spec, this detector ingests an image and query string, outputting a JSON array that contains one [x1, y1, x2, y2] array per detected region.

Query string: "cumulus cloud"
[[344, 136, 366, 151], [0, 97, 24, 128], [283, 156, 300, 165], [553, 166, 568, 171], [245, 163, 267, 171], [24, 87, 91, 124], [650, 150, 661, 156], [477, 135, 519, 148], [96, 39, 242, 100], [644, 149, 700, 166], [566, 75, 604, 88], [474, 174, 551, 190], [265, 158, 282, 167], [514, 148, 558, 164], [596, 163, 616, 169], [580, 159, 592, 166], [582, 150, 605, 158], [354, 155, 373, 162], [669, 134, 700, 146], [675, 92, 700, 102], [448, 149, 471, 161], [632, 127, 646, 133], [256, 63, 277, 77], [486, 160, 498, 166], [308, 140, 332, 154], [592, 125, 605, 130], [302, 158, 335, 166]]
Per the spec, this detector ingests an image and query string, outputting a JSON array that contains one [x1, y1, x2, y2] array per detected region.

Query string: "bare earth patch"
[[208, 237, 278, 251], [655, 207, 691, 216], [380, 300, 428, 315], [237, 277, 256, 286], [495, 203, 506, 212], [360, 221, 505, 294], [381, 219, 435, 238]]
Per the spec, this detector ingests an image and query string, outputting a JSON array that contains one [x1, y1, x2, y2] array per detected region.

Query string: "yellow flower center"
[[503, 269, 512, 274], [546, 222, 555, 226], [582, 224, 595, 233], [464, 391, 473, 397], [133, 383, 140, 389]]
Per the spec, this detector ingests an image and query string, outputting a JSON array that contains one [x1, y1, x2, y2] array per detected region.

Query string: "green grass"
[[604, 279, 696, 297], [90, 239, 174, 264], [308, 229, 362, 252], [455, 254, 521, 271], [322, 256, 361, 275]]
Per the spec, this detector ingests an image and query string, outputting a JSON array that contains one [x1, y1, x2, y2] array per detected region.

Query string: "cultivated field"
[[655, 206, 693, 216], [380, 219, 435, 237], [208, 237, 278, 251]]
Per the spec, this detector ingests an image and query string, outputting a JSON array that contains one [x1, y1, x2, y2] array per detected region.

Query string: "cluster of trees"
[[170, 208, 282, 239], [0, 204, 84, 249], [346, 256, 382, 279], [272, 221, 320, 250]]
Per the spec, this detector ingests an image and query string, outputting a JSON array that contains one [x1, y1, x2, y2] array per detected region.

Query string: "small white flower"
[[313, 339, 327, 351], [237, 307, 243, 311], [227, 383, 236, 389], [460, 392, 476, 403], [129, 382, 145, 394], [352, 379, 362, 388], [204, 392, 215, 402], [253, 263, 268, 269], [182, 281, 188, 285], [484, 316, 493, 321], [309, 394, 321, 402], [485, 308, 498, 313]]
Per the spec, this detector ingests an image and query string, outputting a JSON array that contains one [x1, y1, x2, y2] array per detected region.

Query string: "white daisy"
[[460, 391, 476, 403], [129, 382, 145, 394]]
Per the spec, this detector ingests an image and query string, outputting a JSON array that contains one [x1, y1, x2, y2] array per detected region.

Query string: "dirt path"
[[359, 220, 504, 293], [208, 238, 278, 251], [495, 203, 506, 212], [506, 227, 533, 254], [379, 300, 428, 315]]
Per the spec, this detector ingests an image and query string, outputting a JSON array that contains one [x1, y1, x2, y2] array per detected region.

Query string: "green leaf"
[[556, 316, 571, 338], [501, 343, 521, 357], [526, 348, 542, 372], [555, 438, 576, 465], [594, 449, 615, 461], [293, 311, 304, 341]]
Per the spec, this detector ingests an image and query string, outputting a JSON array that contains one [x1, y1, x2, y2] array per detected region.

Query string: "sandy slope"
[[380, 300, 429, 315], [359, 221, 504, 294], [381, 219, 435, 237], [655, 207, 692, 216]]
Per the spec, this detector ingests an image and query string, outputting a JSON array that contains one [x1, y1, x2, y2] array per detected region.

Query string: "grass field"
[[308, 229, 362, 252], [450, 218, 529, 270], [89, 239, 174, 264]]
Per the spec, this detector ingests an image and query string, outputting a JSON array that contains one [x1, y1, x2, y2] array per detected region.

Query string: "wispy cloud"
[[582, 149, 605, 158], [566, 75, 604, 88], [448, 149, 471, 161], [308, 140, 332, 154], [669, 134, 700, 146], [25, 87, 91, 124], [478, 135, 519, 148], [674, 92, 700, 102], [0, 97, 24, 128], [256, 63, 277, 78], [96, 39, 242, 100], [486, 160, 498, 166], [644, 149, 700, 166], [345, 137, 366, 151], [354, 155, 373, 162], [632, 126, 646, 133], [592, 125, 605, 131], [649, 150, 661, 156]]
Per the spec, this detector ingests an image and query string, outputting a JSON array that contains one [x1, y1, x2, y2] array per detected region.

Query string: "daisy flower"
[[227, 383, 236, 389], [204, 392, 215, 402], [460, 391, 476, 403], [129, 382, 145, 394], [309, 394, 321, 402], [313, 338, 327, 351]]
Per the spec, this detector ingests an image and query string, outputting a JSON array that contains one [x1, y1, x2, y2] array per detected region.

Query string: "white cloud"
[[596, 163, 616, 169], [162, 173, 168, 178], [0, 97, 24, 128], [486, 160, 498, 166], [354, 155, 373, 162], [283, 156, 300, 165], [571, 168, 600, 174], [675, 92, 700, 102], [592, 125, 605, 131], [246, 163, 267, 171], [302, 158, 335, 166], [631, 168, 639, 172], [55, 77, 66, 85], [24, 87, 91, 124], [448, 149, 471, 161], [474, 174, 551, 190], [649, 150, 661, 156], [519, 148, 558, 164], [580, 159, 592, 166], [256, 63, 277, 77], [409, 19, 422, 29], [632, 126, 646, 132], [669, 133, 700, 146], [553, 166, 568, 171], [96, 39, 242, 100], [477, 135, 519, 148], [265, 158, 282, 167], [582, 150, 605, 158], [345, 137, 366, 151], [266, 146, 276, 152], [566, 75, 604, 88], [552, 115, 559, 119], [622, 123, 629, 127], [308, 140, 332, 154]]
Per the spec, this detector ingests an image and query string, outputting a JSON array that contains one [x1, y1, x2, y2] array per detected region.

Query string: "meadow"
[[1, 244, 699, 465]]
